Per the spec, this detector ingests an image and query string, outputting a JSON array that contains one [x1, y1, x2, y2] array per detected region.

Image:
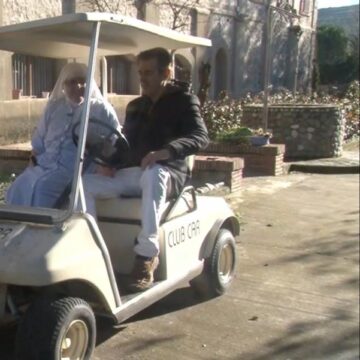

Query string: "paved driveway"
[[1, 173, 359, 359]]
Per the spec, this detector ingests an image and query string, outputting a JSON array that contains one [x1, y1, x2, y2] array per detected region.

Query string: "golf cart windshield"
[[0, 12, 211, 225]]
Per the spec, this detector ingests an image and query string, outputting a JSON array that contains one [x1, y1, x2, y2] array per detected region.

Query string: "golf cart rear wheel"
[[191, 229, 236, 297], [15, 296, 96, 360]]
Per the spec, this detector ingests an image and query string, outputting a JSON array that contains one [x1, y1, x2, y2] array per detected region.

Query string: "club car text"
[[167, 220, 200, 247]]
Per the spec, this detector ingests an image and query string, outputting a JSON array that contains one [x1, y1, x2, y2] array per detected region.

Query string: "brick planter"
[[192, 155, 244, 192], [200, 142, 285, 176]]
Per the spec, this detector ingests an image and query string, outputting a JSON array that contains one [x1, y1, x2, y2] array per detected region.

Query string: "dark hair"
[[137, 47, 172, 72]]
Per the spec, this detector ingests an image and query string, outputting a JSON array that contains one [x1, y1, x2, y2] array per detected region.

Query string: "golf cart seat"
[[96, 185, 196, 224], [96, 156, 196, 224]]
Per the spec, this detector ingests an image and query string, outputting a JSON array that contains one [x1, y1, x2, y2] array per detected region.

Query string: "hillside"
[[318, 4, 359, 36]]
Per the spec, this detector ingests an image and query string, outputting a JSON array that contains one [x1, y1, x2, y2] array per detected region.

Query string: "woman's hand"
[[29, 150, 37, 166]]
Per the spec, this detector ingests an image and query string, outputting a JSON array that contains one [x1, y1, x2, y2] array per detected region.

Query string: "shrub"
[[201, 83, 359, 142], [201, 92, 242, 139], [215, 127, 253, 144], [341, 81, 359, 140]]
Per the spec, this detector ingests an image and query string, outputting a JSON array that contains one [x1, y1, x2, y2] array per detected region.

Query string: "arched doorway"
[[214, 48, 228, 98], [174, 54, 191, 84]]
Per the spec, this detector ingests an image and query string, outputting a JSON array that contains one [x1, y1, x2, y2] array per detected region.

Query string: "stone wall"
[[3, 0, 61, 25], [242, 105, 345, 159]]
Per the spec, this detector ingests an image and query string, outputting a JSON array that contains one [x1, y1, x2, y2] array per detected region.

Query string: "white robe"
[[6, 97, 120, 208]]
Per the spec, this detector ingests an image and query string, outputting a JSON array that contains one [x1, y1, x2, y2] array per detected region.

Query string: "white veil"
[[49, 62, 103, 103]]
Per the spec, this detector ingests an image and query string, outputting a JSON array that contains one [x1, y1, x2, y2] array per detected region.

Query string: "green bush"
[[342, 81, 359, 140], [215, 127, 253, 144], [201, 82, 359, 142]]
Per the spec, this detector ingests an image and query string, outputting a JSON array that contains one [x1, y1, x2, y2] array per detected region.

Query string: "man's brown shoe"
[[127, 255, 159, 292]]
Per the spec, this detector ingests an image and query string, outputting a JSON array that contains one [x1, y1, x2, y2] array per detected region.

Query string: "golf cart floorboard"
[[115, 274, 162, 300]]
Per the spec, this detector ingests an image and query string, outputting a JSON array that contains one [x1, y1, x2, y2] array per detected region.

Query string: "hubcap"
[[60, 319, 89, 360], [218, 243, 234, 284]]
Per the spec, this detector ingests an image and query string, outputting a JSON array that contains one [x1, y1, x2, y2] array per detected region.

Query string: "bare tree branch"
[[82, 0, 202, 31]]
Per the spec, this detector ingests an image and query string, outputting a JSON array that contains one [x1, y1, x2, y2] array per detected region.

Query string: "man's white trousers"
[[83, 165, 170, 258]]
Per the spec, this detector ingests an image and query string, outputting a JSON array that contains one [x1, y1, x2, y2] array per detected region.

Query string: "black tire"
[[15, 296, 96, 360], [191, 229, 237, 298]]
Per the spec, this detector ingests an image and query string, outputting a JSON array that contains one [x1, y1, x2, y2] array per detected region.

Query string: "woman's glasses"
[[65, 77, 86, 86]]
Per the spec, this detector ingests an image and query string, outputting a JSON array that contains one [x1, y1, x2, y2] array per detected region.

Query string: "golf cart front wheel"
[[15, 296, 96, 360], [209, 229, 237, 295], [191, 228, 236, 297]]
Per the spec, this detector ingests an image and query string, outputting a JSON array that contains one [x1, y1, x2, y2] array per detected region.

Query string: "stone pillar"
[[143, 3, 159, 25], [0, 0, 13, 100], [62, 0, 76, 14]]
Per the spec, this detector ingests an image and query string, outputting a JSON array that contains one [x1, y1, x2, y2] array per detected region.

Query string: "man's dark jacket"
[[116, 84, 209, 195]]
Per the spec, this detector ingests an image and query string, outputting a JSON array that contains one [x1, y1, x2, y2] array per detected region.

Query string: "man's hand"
[[96, 165, 116, 177], [141, 149, 170, 170], [29, 150, 37, 166]]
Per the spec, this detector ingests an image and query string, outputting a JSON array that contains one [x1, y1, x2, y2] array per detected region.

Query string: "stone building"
[[0, 0, 318, 101]]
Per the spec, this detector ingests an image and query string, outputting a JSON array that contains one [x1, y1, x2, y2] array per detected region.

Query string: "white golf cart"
[[0, 13, 239, 360]]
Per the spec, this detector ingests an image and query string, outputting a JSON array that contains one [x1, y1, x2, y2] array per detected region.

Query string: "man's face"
[[137, 58, 168, 100], [64, 76, 86, 103]]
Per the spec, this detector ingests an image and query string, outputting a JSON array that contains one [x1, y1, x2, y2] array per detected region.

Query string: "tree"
[[79, 0, 137, 17], [347, 34, 359, 80], [80, 0, 199, 29], [317, 25, 348, 66], [316, 25, 358, 84], [158, 0, 198, 31]]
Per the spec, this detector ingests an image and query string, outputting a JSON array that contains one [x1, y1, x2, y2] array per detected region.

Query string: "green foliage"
[[317, 25, 348, 65], [202, 82, 359, 142], [316, 25, 359, 85], [341, 81, 360, 140], [215, 127, 253, 144]]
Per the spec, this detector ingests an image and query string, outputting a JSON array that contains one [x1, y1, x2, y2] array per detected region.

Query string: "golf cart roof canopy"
[[0, 12, 211, 58]]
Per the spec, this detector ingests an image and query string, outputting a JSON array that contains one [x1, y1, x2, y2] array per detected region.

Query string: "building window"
[[105, 56, 131, 94], [299, 0, 310, 14], [12, 54, 56, 98]]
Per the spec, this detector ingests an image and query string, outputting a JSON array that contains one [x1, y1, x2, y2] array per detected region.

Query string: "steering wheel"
[[72, 118, 129, 167]]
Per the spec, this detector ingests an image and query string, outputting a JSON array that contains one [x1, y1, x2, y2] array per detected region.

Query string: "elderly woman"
[[6, 62, 121, 208]]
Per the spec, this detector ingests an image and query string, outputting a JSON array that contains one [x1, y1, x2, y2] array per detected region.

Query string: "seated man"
[[6, 63, 120, 208], [83, 47, 209, 292]]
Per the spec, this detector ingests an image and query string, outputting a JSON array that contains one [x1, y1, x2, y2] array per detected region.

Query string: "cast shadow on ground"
[[236, 228, 359, 360], [0, 285, 205, 359], [232, 310, 359, 360], [96, 285, 208, 346]]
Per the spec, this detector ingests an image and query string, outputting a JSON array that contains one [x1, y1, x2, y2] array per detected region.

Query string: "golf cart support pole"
[[54, 21, 122, 308], [59, 21, 101, 223]]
